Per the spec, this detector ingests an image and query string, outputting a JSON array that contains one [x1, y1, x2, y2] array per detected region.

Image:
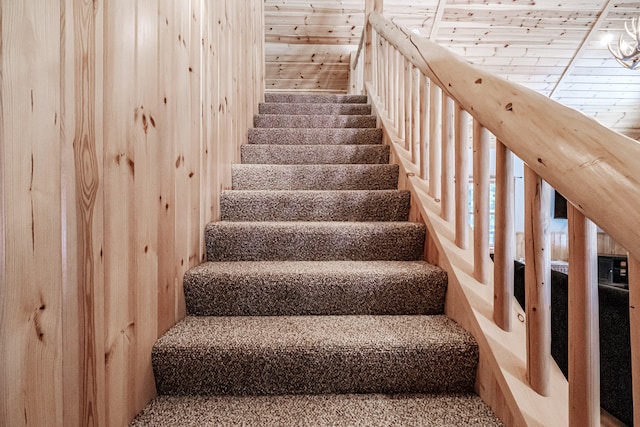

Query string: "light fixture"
[[608, 17, 640, 70]]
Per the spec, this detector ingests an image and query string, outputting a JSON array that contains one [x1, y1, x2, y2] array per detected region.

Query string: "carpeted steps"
[[232, 164, 399, 190], [265, 93, 368, 103], [131, 92, 503, 426], [220, 189, 411, 221], [205, 221, 426, 262], [152, 315, 478, 396], [240, 144, 389, 164], [183, 261, 447, 316], [131, 393, 500, 427], [258, 102, 372, 115], [248, 127, 383, 145], [254, 114, 377, 129]]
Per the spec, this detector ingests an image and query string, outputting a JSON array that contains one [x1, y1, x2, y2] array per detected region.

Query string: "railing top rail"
[[369, 11, 640, 258]]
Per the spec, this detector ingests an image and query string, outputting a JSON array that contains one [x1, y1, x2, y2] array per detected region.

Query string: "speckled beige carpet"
[[131, 393, 502, 426], [131, 93, 503, 426]]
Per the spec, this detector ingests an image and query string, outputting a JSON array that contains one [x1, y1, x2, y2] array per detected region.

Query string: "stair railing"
[[353, 10, 640, 427]]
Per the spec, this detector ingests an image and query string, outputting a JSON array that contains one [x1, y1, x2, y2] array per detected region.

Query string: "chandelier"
[[607, 17, 640, 70]]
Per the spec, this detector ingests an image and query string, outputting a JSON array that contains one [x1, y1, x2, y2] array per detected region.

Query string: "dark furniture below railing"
[[514, 261, 633, 425]]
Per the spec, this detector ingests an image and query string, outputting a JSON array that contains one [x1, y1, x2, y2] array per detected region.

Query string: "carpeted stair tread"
[[240, 144, 389, 164], [232, 164, 399, 190], [220, 189, 410, 221], [130, 393, 503, 426], [265, 93, 368, 104], [248, 128, 383, 145], [152, 314, 479, 396], [259, 102, 371, 115], [254, 114, 377, 128], [205, 221, 426, 262], [184, 260, 447, 316]]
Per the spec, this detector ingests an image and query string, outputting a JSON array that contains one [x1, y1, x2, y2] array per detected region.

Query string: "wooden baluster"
[[380, 37, 385, 103], [369, 31, 376, 97], [381, 38, 387, 107], [524, 165, 551, 396], [494, 140, 515, 331], [403, 58, 412, 151], [629, 255, 640, 427], [441, 95, 454, 221], [375, 35, 380, 102], [455, 106, 470, 250], [391, 47, 397, 129], [429, 83, 442, 199], [411, 67, 421, 166], [385, 39, 391, 115], [397, 50, 404, 139], [384, 40, 393, 116], [419, 76, 429, 180], [473, 120, 490, 284], [568, 203, 599, 426]]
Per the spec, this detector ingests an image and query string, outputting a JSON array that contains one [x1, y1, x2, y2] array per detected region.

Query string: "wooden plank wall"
[[0, 1, 264, 426], [265, 0, 365, 92]]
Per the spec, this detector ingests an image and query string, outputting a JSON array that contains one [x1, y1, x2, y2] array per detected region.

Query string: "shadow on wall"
[[513, 261, 633, 426]]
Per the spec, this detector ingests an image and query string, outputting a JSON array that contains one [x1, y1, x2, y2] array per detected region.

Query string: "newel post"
[[364, 0, 383, 84]]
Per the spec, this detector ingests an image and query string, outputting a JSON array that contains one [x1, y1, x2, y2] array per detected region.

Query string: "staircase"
[[131, 94, 503, 426]]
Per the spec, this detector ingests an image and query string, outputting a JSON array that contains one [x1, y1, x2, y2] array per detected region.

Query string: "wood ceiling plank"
[[549, 0, 618, 99]]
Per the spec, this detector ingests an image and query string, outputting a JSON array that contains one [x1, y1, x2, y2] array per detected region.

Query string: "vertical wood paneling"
[[61, 0, 106, 425], [102, 1, 137, 423], [1, 2, 64, 425], [131, 0, 160, 415], [157, 0, 179, 336], [0, 1, 265, 425]]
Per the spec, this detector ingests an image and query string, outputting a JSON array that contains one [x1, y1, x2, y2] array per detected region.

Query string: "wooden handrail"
[[361, 9, 639, 425], [369, 11, 640, 259]]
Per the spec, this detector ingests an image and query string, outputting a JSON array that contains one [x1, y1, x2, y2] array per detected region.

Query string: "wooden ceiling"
[[265, 0, 640, 139]]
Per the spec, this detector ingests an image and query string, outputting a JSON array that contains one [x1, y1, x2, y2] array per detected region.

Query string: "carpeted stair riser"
[[240, 144, 389, 165], [152, 315, 479, 396], [205, 221, 426, 262], [184, 261, 447, 316], [264, 93, 368, 104], [259, 102, 372, 116], [232, 164, 399, 191], [130, 393, 503, 427], [254, 114, 377, 129], [220, 190, 410, 222], [247, 128, 383, 145]]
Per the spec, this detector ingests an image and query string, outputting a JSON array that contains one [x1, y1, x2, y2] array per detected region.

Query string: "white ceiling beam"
[[429, 0, 447, 40]]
